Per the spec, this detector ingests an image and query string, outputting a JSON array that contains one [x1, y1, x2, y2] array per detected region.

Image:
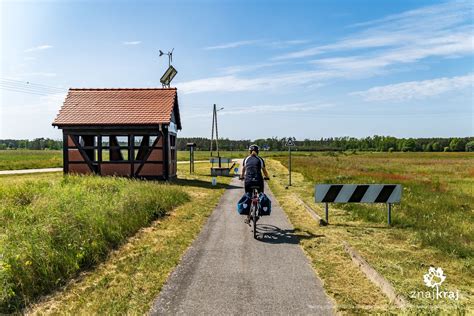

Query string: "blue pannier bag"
[[237, 192, 251, 215], [258, 193, 272, 216]]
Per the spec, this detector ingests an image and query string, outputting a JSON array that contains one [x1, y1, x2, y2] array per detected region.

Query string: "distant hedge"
[[2, 136, 473, 152], [176, 136, 474, 152]]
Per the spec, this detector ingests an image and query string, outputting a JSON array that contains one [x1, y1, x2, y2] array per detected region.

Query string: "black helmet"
[[248, 144, 259, 154]]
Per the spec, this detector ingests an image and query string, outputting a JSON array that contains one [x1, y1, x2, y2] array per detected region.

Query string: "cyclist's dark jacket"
[[243, 155, 265, 193]]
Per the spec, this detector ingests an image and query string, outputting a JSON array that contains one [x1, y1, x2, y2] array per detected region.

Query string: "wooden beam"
[[98, 135, 102, 174], [130, 134, 134, 177], [70, 135, 96, 173], [135, 135, 150, 161], [163, 128, 169, 180], [63, 132, 69, 174], [134, 133, 162, 177], [60, 125, 163, 133], [109, 136, 124, 161]]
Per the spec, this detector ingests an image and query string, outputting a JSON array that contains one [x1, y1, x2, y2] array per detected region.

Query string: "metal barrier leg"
[[387, 203, 392, 226], [325, 203, 329, 224]]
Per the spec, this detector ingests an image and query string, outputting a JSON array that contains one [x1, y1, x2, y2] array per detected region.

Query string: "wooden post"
[[98, 135, 102, 175], [189, 146, 194, 174], [130, 134, 134, 177], [62, 132, 68, 174], [163, 128, 169, 180]]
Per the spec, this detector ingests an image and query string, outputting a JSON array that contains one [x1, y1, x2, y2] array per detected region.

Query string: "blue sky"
[[0, 0, 472, 140]]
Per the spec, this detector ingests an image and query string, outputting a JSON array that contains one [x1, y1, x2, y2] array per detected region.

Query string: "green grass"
[[0, 173, 189, 313], [27, 162, 232, 314], [0, 150, 62, 170], [274, 152, 474, 258], [0, 150, 247, 171], [266, 153, 473, 313], [177, 150, 248, 161]]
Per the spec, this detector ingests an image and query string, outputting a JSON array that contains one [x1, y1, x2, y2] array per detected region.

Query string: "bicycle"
[[248, 186, 260, 239], [241, 177, 270, 239]]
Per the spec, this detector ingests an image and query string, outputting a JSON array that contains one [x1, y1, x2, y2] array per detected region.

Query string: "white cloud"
[[186, 102, 333, 118], [205, 39, 310, 50], [24, 45, 53, 53], [177, 71, 331, 94], [123, 41, 142, 45], [274, 0, 473, 67], [188, 1, 473, 95], [220, 61, 286, 75], [267, 39, 311, 48], [205, 40, 261, 50], [351, 74, 474, 101], [0, 91, 67, 138], [20, 72, 57, 77], [1, 92, 66, 114]]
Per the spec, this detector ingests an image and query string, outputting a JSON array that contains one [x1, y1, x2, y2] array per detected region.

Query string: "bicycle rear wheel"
[[252, 204, 258, 239]]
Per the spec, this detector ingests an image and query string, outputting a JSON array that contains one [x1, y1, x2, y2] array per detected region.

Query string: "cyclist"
[[240, 144, 270, 224]]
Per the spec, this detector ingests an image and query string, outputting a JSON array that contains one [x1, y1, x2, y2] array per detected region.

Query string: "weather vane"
[[159, 48, 174, 67]]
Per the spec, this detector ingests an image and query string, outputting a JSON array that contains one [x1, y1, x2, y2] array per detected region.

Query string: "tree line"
[[177, 136, 474, 152], [0, 138, 62, 150], [1, 136, 473, 152]]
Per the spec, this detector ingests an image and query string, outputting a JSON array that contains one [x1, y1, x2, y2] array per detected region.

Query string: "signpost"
[[286, 137, 296, 186], [187, 143, 196, 174]]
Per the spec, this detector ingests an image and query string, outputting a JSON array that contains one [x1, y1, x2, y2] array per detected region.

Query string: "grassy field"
[[2, 150, 472, 313], [24, 162, 232, 314], [177, 150, 248, 161], [0, 150, 247, 170], [0, 173, 189, 313], [266, 152, 473, 313], [0, 149, 288, 171], [0, 150, 62, 170]]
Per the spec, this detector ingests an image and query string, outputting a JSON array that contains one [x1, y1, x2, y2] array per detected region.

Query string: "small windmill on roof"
[[159, 48, 178, 88]]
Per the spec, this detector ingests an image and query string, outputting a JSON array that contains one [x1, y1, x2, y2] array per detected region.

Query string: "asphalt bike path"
[[150, 176, 334, 315]]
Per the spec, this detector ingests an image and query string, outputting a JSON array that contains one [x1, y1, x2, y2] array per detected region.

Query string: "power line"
[[0, 78, 67, 92], [0, 78, 68, 96], [0, 82, 66, 94], [0, 83, 65, 95], [0, 85, 54, 96]]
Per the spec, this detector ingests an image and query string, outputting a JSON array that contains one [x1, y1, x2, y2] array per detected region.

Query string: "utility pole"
[[210, 104, 224, 159]]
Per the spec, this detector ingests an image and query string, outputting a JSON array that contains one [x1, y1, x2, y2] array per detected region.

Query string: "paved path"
[[150, 177, 334, 315], [0, 168, 62, 175]]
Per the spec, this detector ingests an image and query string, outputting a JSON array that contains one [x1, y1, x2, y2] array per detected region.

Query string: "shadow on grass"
[[330, 222, 391, 230], [170, 177, 242, 190], [256, 224, 325, 244]]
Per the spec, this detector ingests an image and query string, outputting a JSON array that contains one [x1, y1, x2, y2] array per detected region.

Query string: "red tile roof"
[[52, 88, 181, 128]]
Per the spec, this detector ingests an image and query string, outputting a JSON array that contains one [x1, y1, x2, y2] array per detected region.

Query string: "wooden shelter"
[[52, 88, 181, 180]]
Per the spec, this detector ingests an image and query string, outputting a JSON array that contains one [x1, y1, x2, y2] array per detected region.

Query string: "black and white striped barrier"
[[315, 184, 402, 225]]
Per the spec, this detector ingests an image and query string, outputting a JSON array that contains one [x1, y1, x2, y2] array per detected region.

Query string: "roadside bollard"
[[211, 177, 217, 186]]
